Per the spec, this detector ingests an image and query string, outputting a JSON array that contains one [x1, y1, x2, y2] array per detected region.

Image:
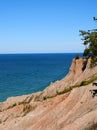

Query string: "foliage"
[[79, 17, 97, 65], [80, 74, 97, 86], [42, 74, 97, 100], [56, 87, 72, 95], [91, 57, 97, 67], [75, 54, 80, 59]]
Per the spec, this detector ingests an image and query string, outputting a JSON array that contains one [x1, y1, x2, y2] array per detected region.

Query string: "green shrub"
[[91, 57, 97, 67], [75, 54, 80, 59]]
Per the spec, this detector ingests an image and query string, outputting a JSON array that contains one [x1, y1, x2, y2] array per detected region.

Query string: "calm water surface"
[[0, 53, 82, 101]]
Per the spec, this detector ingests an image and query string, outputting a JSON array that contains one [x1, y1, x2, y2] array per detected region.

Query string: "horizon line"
[[0, 52, 83, 54]]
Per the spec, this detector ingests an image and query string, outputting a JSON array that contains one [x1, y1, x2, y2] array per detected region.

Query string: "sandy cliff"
[[0, 58, 97, 130]]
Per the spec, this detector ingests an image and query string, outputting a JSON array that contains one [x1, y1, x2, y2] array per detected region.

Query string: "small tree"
[[75, 54, 80, 59], [79, 17, 97, 65]]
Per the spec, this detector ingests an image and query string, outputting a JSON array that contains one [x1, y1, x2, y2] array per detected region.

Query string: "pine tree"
[[79, 17, 97, 65]]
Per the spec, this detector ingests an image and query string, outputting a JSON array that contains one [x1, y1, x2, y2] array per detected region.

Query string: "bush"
[[91, 57, 97, 67], [75, 54, 80, 59]]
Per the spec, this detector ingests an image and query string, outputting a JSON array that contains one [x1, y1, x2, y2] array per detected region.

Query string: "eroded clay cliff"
[[0, 58, 97, 130]]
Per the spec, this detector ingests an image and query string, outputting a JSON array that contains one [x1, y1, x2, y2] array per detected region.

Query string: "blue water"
[[0, 53, 82, 102]]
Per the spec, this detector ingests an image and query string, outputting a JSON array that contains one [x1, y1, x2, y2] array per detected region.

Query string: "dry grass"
[[80, 74, 97, 86]]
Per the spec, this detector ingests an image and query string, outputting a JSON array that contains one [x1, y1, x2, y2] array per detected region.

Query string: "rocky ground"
[[0, 58, 97, 130]]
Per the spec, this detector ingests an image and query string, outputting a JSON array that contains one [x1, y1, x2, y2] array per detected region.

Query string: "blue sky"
[[0, 0, 97, 53]]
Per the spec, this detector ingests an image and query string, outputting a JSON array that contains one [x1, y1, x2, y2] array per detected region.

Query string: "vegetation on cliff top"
[[80, 17, 97, 66]]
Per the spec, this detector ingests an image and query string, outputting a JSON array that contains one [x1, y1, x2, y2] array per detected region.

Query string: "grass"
[[34, 92, 43, 101], [12, 103, 17, 107], [43, 94, 57, 100], [80, 74, 97, 86], [56, 87, 72, 95], [42, 87, 74, 99], [91, 57, 97, 68], [42, 74, 97, 100], [22, 104, 36, 116], [52, 74, 97, 97]]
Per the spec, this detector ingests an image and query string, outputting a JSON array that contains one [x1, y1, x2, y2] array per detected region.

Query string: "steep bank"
[[41, 57, 97, 98], [0, 58, 97, 130]]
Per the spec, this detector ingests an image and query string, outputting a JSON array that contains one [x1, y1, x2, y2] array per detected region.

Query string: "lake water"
[[0, 53, 82, 101]]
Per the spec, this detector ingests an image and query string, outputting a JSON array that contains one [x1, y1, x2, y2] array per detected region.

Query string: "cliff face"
[[0, 58, 97, 130], [42, 58, 97, 98]]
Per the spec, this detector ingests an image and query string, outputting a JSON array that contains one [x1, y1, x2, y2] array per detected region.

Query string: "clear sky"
[[0, 0, 97, 53]]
